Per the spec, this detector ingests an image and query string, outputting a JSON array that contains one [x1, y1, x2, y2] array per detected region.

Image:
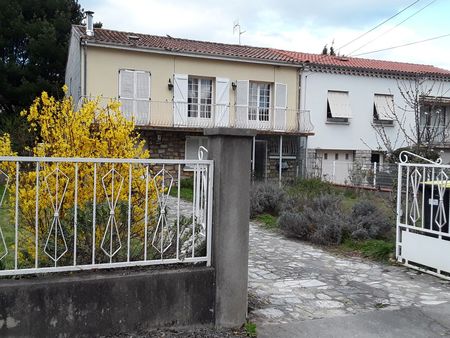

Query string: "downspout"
[[81, 40, 87, 98]]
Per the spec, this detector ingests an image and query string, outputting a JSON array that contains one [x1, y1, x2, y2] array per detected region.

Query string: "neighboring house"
[[273, 51, 450, 184], [65, 14, 450, 184], [65, 14, 314, 182]]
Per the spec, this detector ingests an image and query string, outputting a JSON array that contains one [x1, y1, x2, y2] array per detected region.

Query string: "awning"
[[327, 91, 352, 118], [374, 94, 394, 121]]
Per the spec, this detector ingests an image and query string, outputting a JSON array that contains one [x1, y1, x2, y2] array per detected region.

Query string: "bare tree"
[[372, 76, 450, 161]]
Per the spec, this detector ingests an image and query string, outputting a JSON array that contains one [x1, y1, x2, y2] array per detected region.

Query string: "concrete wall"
[[0, 267, 215, 337], [84, 46, 299, 128], [301, 71, 450, 152]]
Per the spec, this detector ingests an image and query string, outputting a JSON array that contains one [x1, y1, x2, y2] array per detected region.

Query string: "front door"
[[254, 140, 267, 181]]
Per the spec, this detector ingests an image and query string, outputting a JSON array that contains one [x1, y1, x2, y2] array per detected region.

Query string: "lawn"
[[169, 177, 194, 202]]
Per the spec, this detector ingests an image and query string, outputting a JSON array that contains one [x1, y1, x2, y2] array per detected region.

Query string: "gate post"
[[204, 128, 257, 328]]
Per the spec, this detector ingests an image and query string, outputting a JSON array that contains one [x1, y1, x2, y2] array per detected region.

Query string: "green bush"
[[348, 200, 392, 240]]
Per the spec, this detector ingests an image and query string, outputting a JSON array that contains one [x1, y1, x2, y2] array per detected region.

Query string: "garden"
[[250, 179, 396, 262]]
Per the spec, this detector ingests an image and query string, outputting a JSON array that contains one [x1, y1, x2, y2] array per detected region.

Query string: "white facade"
[[301, 69, 450, 183]]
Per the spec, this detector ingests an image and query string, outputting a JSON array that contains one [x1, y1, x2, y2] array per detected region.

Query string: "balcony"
[[80, 97, 314, 134]]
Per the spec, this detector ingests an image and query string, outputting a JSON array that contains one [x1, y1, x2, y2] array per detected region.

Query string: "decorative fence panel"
[[396, 151, 450, 279], [0, 155, 213, 276]]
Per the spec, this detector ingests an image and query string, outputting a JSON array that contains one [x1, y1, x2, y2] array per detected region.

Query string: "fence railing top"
[[398, 150, 442, 165], [0, 156, 213, 165]]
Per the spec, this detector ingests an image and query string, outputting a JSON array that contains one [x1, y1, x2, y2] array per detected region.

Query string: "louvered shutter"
[[119, 70, 134, 120], [135, 71, 151, 125], [235, 80, 249, 128], [274, 83, 287, 131], [173, 74, 188, 126], [215, 78, 230, 127], [327, 91, 352, 118]]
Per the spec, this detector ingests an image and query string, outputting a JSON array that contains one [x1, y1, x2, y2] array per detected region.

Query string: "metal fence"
[[307, 159, 397, 190], [0, 154, 213, 276], [396, 151, 450, 279]]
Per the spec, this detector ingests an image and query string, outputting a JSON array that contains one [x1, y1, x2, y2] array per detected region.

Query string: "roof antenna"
[[233, 20, 246, 45]]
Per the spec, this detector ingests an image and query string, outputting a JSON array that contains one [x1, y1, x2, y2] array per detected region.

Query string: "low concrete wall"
[[0, 267, 214, 337]]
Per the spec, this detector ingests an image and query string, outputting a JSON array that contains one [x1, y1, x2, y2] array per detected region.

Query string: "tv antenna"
[[233, 20, 246, 45]]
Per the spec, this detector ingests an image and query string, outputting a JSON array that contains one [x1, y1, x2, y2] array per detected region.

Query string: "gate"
[[396, 151, 450, 279]]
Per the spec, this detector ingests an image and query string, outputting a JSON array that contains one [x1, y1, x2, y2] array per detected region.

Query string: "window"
[[327, 91, 352, 123], [119, 69, 150, 125], [373, 94, 394, 124], [335, 153, 339, 160], [185, 136, 208, 161], [345, 153, 349, 160], [267, 136, 298, 158], [188, 78, 212, 119], [324, 153, 328, 160], [249, 82, 271, 123]]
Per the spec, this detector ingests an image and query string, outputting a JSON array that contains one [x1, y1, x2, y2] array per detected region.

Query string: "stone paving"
[[248, 222, 450, 325]]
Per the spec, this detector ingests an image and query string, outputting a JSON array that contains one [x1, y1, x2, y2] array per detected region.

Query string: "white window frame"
[[188, 77, 213, 123], [248, 82, 271, 127]]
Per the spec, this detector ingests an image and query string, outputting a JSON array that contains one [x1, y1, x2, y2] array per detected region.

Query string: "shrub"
[[349, 200, 392, 240], [279, 194, 348, 245], [250, 182, 285, 217]]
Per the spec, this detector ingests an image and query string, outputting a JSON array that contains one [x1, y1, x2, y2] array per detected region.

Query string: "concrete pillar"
[[204, 128, 256, 328]]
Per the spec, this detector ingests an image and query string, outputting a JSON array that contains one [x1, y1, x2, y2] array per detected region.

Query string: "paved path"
[[248, 222, 450, 335]]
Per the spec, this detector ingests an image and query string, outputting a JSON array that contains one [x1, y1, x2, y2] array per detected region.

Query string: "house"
[[287, 53, 450, 184], [65, 13, 314, 183], [65, 12, 450, 185]]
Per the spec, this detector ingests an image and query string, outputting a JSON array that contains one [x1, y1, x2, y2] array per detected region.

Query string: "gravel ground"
[[103, 326, 248, 338]]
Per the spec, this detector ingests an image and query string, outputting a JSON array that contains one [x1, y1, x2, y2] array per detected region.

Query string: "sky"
[[80, 0, 450, 70]]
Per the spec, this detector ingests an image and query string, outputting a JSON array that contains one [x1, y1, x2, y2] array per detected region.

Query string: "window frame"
[[187, 77, 213, 121], [248, 81, 271, 125], [326, 90, 351, 124]]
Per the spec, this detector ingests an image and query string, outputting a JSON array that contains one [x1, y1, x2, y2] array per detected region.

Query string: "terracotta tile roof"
[[74, 25, 450, 77], [273, 49, 450, 76]]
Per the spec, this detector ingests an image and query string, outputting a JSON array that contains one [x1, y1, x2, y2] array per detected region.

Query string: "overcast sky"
[[80, 0, 450, 70]]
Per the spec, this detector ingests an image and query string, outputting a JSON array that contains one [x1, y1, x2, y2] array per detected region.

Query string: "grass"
[[244, 321, 257, 338], [254, 213, 278, 230], [169, 178, 194, 202], [340, 238, 395, 262]]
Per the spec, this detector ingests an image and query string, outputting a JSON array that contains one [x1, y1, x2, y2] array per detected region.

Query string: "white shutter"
[[135, 71, 151, 125], [327, 91, 352, 118], [173, 74, 188, 126], [119, 70, 135, 120], [374, 94, 394, 121], [274, 83, 287, 131], [215, 78, 230, 127], [235, 80, 249, 128]]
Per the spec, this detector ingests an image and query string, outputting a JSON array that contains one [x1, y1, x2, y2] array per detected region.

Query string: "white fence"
[[308, 159, 397, 190], [397, 151, 450, 279], [0, 155, 213, 276]]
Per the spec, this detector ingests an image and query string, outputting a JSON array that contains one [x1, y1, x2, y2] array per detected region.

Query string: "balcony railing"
[[420, 125, 450, 145], [78, 97, 314, 133]]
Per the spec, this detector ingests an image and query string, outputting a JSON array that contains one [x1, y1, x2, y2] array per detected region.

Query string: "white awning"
[[327, 91, 352, 118], [374, 94, 394, 121]]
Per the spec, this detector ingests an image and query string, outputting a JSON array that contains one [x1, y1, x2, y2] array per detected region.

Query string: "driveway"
[[248, 222, 450, 337]]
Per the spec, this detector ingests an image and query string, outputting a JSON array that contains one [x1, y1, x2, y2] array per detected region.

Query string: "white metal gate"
[[396, 151, 450, 279]]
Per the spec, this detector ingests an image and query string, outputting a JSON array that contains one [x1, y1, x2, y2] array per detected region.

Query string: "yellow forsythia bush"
[[0, 87, 160, 267]]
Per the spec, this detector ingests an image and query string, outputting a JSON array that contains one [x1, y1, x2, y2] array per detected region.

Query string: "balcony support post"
[[279, 135, 283, 187]]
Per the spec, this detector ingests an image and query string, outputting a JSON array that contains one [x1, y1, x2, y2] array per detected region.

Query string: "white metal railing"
[[308, 159, 397, 190], [79, 97, 314, 133], [396, 151, 450, 279], [0, 154, 213, 276]]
